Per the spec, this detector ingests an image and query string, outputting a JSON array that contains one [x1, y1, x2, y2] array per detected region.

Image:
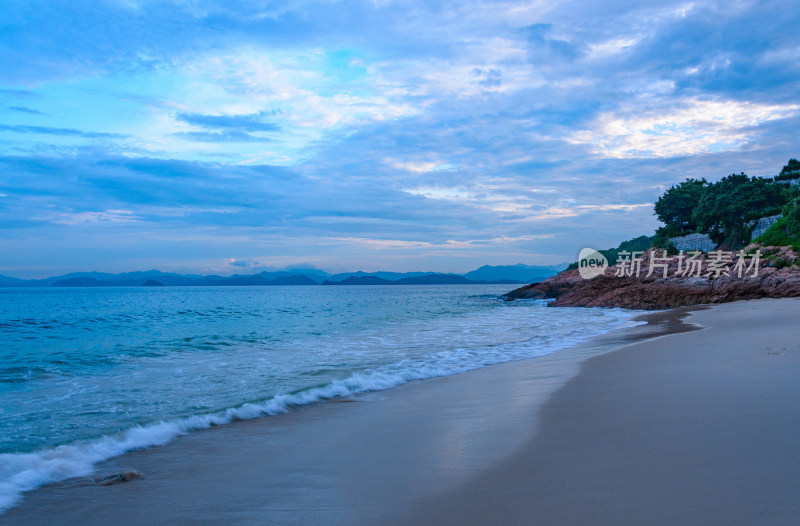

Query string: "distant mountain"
[[50, 277, 98, 287], [266, 275, 318, 286], [180, 273, 319, 286], [0, 275, 26, 287], [274, 268, 331, 281], [463, 264, 566, 284], [322, 276, 395, 285], [13, 270, 194, 287], [142, 280, 165, 287], [52, 277, 151, 287], [321, 273, 528, 286], [0, 274, 28, 286], [190, 274, 270, 286], [0, 262, 569, 287], [327, 271, 429, 282], [255, 270, 327, 283]]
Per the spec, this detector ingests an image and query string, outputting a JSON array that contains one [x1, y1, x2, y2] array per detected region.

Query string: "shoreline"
[[0, 296, 633, 515], [6, 299, 796, 524], [505, 247, 800, 309], [392, 297, 800, 525], [1, 305, 677, 524]]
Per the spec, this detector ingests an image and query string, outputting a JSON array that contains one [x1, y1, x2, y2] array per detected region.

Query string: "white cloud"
[[586, 37, 640, 60], [128, 47, 422, 163], [47, 210, 140, 225], [386, 159, 456, 173], [568, 99, 800, 158], [333, 233, 555, 250], [403, 184, 534, 213]]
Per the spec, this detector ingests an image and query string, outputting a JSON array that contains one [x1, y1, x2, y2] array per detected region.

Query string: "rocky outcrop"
[[505, 246, 800, 309]]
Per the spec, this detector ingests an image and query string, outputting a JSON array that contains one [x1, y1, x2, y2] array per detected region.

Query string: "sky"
[[1, 0, 799, 278]]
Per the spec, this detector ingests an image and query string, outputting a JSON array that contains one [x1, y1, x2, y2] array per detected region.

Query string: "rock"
[[504, 247, 800, 309]]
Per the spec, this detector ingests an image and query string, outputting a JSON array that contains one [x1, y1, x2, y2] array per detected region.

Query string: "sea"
[[0, 284, 640, 512]]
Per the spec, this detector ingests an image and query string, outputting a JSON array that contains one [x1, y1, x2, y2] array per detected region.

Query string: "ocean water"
[[0, 284, 638, 511]]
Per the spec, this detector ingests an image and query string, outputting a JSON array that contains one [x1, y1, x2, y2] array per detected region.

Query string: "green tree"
[[692, 173, 786, 248], [775, 159, 800, 181], [756, 196, 800, 251], [653, 178, 708, 234], [564, 235, 655, 270]]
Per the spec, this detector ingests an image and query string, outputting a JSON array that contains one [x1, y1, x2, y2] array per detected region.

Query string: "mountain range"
[[0, 263, 567, 288]]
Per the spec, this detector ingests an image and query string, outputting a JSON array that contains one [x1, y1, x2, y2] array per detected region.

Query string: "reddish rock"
[[505, 246, 800, 309]]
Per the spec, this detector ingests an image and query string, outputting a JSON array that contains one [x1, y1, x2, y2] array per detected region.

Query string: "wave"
[[0, 307, 639, 513]]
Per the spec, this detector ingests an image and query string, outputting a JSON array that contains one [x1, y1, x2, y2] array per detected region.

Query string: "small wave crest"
[[0, 307, 637, 513]]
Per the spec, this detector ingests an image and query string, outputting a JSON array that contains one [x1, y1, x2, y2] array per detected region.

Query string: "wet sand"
[[393, 297, 800, 525], [4, 299, 798, 524]]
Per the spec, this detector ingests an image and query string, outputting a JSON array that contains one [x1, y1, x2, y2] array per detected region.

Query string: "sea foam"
[[0, 288, 641, 513]]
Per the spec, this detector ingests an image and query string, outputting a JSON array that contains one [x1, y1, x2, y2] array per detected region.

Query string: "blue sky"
[[1, 0, 799, 277]]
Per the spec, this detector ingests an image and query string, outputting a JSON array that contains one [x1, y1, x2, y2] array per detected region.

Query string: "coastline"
[[0, 290, 632, 514], [392, 297, 800, 525], [505, 247, 800, 309], [1, 305, 677, 525], [5, 299, 797, 524]]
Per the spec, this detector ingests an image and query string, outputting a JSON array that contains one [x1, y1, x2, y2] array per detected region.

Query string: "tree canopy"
[[565, 235, 654, 270], [775, 159, 800, 181], [692, 173, 786, 247], [654, 178, 707, 234], [653, 160, 800, 250], [756, 196, 800, 251]]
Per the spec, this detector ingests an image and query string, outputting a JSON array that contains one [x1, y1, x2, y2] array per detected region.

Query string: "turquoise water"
[[0, 284, 638, 510]]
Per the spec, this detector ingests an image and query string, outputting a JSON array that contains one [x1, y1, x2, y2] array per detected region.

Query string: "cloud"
[[226, 258, 261, 268], [0, 154, 477, 233], [586, 38, 639, 60], [521, 23, 581, 61], [332, 233, 556, 250], [471, 67, 503, 87], [0, 124, 127, 139], [49, 210, 140, 225], [175, 112, 281, 132], [568, 99, 800, 158], [1, 0, 799, 275], [0, 88, 39, 98], [171, 131, 273, 143], [7, 106, 46, 115]]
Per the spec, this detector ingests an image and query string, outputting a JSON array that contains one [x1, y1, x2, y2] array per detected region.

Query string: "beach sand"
[[3, 298, 798, 524], [392, 297, 800, 525]]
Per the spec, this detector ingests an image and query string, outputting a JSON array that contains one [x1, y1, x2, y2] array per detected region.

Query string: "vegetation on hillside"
[[774, 159, 800, 182], [560, 160, 800, 277], [566, 235, 654, 271], [653, 160, 800, 249], [755, 197, 800, 251]]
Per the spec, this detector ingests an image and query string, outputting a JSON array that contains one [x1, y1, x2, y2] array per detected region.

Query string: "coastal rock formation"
[[505, 246, 800, 309]]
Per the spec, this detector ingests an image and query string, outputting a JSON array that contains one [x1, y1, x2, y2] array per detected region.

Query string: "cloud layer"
[[1, 0, 799, 276]]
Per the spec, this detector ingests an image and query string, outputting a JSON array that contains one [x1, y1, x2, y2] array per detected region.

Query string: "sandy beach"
[[394, 298, 800, 525], [4, 298, 799, 525]]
